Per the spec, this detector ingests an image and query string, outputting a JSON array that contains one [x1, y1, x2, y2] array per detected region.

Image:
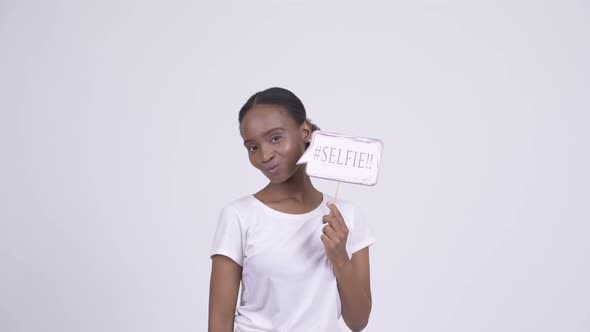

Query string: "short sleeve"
[[210, 205, 245, 267], [346, 204, 376, 256]]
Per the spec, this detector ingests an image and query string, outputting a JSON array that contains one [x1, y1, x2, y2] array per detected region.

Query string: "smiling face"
[[240, 104, 311, 183]]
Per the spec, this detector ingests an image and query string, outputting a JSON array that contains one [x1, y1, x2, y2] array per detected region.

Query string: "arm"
[[333, 247, 372, 332], [208, 255, 242, 332], [321, 202, 373, 332]]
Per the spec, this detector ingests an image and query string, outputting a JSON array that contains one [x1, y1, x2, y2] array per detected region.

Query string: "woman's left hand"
[[321, 202, 350, 270]]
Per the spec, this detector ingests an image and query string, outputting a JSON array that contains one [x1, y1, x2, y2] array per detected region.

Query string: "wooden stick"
[[333, 181, 341, 205]]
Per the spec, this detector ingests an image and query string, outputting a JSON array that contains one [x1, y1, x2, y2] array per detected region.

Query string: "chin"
[[265, 167, 296, 184]]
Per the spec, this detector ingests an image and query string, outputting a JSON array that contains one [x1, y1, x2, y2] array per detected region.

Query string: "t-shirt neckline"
[[250, 192, 327, 220]]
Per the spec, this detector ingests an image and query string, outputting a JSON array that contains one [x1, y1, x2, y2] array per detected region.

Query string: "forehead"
[[240, 104, 298, 138]]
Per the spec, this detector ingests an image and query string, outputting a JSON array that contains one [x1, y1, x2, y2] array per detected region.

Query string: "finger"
[[326, 202, 340, 219], [327, 202, 347, 230], [322, 223, 338, 240], [320, 234, 332, 248], [322, 214, 342, 232]]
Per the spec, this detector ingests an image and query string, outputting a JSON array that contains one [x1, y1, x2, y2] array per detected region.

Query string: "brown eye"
[[248, 145, 257, 152], [271, 136, 282, 143]]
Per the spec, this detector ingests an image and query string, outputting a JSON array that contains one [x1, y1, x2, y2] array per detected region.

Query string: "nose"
[[259, 145, 275, 164]]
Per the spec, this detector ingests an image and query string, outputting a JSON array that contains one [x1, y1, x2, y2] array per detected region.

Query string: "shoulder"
[[221, 194, 255, 213], [331, 196, 376, 254], [216, 194, 258, 226]]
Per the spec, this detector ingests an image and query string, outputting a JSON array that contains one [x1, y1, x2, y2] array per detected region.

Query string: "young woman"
[[208, 87, 376, 332]]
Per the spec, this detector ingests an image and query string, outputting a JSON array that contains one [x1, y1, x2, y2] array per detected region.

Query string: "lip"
[[263, 163, 280, 174]]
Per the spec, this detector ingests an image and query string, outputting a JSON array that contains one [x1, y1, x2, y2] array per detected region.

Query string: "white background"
[[1, 1, 589, 331]]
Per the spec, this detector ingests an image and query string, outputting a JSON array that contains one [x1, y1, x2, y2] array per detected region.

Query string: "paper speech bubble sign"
[[297, 131, 383, 186]]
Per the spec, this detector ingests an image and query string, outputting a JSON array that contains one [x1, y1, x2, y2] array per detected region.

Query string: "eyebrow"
[[243, 127, 285, 145]]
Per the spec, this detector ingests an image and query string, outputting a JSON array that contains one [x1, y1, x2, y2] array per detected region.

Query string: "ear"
[[301, 119, 312, 142]]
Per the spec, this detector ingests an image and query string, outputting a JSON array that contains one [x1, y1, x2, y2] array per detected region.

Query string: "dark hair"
[[239, 87, 320, 149]]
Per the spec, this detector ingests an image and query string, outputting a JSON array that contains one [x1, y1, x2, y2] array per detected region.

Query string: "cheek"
[[247, 153, 257, 166], [280, 140, 297, 155], [282, 140, 304, 161]]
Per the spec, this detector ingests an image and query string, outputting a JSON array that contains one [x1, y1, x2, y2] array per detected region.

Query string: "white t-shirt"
[[209, 192, 376, 332]]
